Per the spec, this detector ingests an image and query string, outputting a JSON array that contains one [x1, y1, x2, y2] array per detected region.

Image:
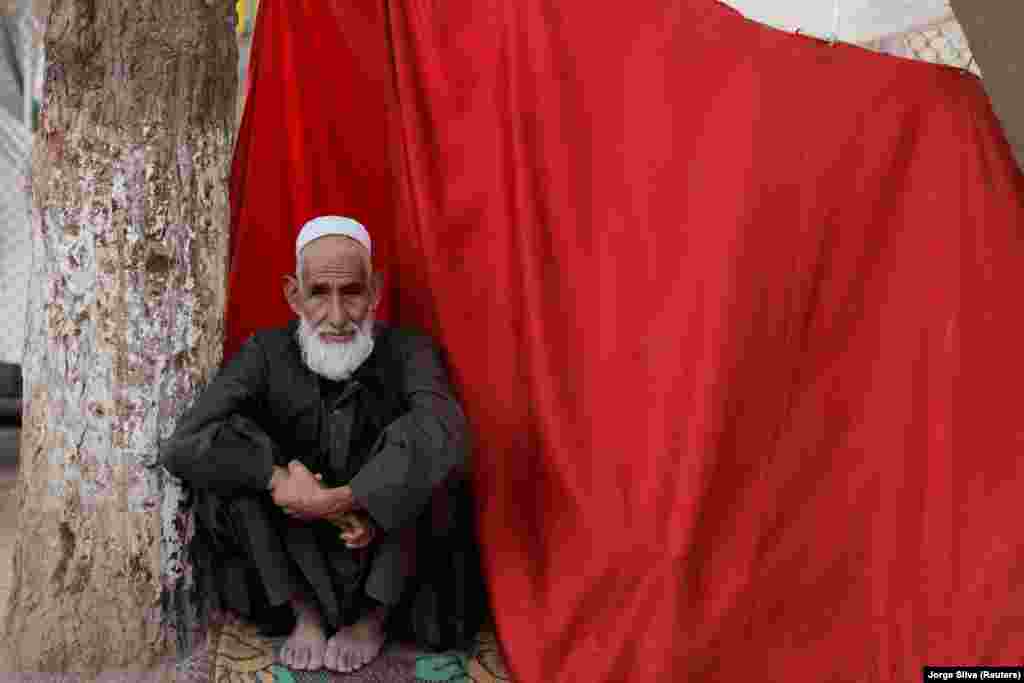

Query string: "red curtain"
[[227, 1, 1024, 680]]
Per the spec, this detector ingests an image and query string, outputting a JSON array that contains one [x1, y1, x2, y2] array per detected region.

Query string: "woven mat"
[[207, 612, 510, 683]]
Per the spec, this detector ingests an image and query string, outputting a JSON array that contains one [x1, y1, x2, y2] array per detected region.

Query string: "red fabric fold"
[[227, 1, 1024, 680]]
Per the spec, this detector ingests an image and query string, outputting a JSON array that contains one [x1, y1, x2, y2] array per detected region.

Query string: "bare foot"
[[277, 595, 327, 671], [324, 605, 388, 673]]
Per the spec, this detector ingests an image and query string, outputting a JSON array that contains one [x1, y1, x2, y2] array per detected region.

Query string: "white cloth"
[[720, 0, 950, 43], [295, 215, 372, 259]]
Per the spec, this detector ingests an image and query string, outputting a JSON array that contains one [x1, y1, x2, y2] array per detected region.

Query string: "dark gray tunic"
[[159, 322, 474, 634]]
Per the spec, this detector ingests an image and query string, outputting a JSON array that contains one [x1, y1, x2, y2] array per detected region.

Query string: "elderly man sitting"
[[160, 216, 469, 674]]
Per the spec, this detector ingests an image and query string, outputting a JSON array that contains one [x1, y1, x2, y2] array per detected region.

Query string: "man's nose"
[[327, 294, 348, 328]]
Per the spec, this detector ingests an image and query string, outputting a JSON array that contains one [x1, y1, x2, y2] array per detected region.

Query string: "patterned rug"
[[207, 612, 511, 683]]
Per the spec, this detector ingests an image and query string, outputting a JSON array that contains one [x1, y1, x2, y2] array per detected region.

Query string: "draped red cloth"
[[226, 1, 1024, 680]]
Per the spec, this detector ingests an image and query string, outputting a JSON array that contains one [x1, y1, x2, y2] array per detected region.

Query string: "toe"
[[322, 644, 336, 671], [296, 647, 310, 670], [331, 644, 344, 671]]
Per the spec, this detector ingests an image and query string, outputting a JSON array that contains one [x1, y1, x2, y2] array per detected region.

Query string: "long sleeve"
[[159, 334, 279, 495], [348, 333, 469, 532]]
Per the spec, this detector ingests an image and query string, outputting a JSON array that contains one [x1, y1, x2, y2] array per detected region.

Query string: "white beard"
[[296, 315, 375, 381]]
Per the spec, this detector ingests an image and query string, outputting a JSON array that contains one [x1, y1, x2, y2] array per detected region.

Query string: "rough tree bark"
[[3, 0, 236, 675]]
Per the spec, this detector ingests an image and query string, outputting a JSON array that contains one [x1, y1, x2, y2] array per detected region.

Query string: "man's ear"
[[369, 271, 384, 312], [283, 275, 302, 316]]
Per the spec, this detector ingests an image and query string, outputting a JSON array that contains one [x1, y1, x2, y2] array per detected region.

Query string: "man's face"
[[288, 235, 378, 341]]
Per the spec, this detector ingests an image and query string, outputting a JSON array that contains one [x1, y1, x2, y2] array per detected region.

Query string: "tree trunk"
[[950, 0, 1024, 173], [3, 0, 236, 675]]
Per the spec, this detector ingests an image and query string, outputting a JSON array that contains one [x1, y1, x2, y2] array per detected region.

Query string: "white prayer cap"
[[295, 215, 372, 260]]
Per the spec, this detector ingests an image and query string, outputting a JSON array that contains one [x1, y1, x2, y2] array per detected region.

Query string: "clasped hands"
[[270, 460, 376, 549]]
